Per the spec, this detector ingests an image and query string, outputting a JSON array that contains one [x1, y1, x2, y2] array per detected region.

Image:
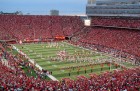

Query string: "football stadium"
[[0, 0, 140, 90]]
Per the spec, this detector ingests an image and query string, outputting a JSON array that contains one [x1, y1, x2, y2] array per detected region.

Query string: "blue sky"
[[0, 0, 87, 15]]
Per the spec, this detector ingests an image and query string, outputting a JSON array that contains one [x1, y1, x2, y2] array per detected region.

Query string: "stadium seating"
[[70, 30, 140, 64], [0, 57, 139, 90], [0, 47, 139, 90], [0, 15, 140, 90], [92, 17, 140, 29], [0, 15, 84, 40], [78, 27, 140, 57]]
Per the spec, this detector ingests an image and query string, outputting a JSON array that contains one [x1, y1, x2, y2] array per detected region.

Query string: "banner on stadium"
[[55, 36, 65, 40]]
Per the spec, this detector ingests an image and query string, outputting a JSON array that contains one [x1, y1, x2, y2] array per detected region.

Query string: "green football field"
[[13, 41, 128, 80]]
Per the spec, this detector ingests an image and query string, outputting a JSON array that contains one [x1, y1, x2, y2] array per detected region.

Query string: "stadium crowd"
[[0, 44, 140, 90], [92, 17, 140, 29], [0, 55, 140, 90], [70, 27, 140, 65], [0, 15, 140, 90], [78, 27, 140, 57], [0, 15, 84, 40]]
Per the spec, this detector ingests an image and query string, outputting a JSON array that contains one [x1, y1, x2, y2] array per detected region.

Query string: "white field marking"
[[36, 55, 40, 57], [52, 65, 57, 67], [47, 74, 59, 81], [41, 58, 45, 60], [47, 61, 51, 63], [61, 70, 65, 72]]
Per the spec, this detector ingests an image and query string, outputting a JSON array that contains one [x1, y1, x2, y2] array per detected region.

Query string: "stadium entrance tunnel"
[[65, 36, 71, 40]]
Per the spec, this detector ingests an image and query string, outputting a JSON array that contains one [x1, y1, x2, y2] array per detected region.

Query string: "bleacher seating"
[[0, 58, 139, 90], [92, 17, 140, 29], [79, 27, 140, 57], [0, 15, 140, 90], [0, 15, 84, 40]]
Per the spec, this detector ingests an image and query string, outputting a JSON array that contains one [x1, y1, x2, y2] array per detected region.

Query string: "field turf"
[[13, 42, 127, 80]]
